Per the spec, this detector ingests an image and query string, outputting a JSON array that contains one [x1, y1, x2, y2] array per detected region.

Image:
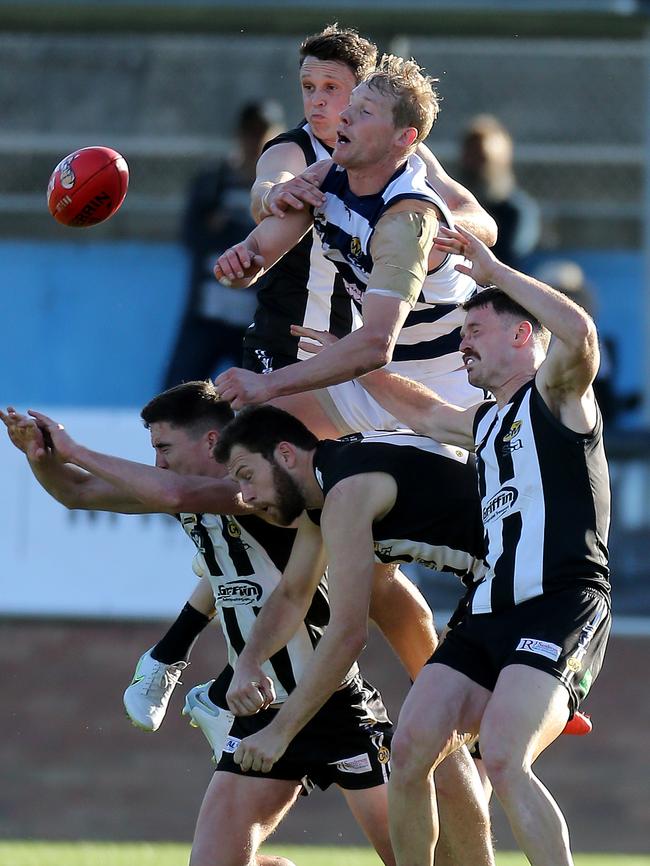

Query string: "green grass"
[[1, 843, 649, 866]]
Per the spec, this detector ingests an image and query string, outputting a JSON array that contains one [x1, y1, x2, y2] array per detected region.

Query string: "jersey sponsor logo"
[[254, 348, 274, 374], [332, 752, 372, 774], [342, 277, 364, 304], [482, 486, 518, 523], [216, 579, 263, 605], [516, 638, 562, 661], [502, 438, 523, 455], [223, 736, 241, 754]]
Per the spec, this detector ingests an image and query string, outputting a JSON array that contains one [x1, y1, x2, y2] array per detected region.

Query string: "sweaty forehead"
[[300, 57, 357, 85]]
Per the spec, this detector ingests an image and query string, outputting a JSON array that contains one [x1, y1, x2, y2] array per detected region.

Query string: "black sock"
[[151, 602, 212, 664]]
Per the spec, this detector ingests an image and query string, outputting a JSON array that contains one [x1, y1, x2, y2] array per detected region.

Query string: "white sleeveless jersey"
[[314, 154, 480, 407], [177, 511, 354, 704]]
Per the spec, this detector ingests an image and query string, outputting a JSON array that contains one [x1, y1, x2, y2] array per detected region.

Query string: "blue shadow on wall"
[[527, 250, 643, 427], [0, 240, 188, 407]]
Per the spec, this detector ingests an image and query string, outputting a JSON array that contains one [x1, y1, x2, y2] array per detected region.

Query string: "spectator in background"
[[533, 259, 630, 427], [458, 114, 540, 268], [164, 100, 285, 389]]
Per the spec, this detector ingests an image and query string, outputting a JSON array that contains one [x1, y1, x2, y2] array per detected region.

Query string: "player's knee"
[[477, 739, 527, 796], [390, 725, 438, 781]]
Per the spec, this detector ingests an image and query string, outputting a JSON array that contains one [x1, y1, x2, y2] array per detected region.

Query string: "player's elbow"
[[571, 313, 598, 355], [152, 480, 191, 512], [58, 493, 87, 510], [339, 623, 368, 660], [362, 330, 395, 370]]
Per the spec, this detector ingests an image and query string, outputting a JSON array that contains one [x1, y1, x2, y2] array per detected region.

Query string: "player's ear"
[[275, 441, 296, 467], [513, 320, 534, 347], [398, 127, 418, 150], [206, 429, 219, 451]]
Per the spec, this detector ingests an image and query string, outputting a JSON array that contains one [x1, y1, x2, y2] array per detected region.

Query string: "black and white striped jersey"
[[312, 154, 480, 407], [308, 434, 486, 587], [177, 511, 349, 704], [243, 122, 362, 361], [471, 379, 611, 614]]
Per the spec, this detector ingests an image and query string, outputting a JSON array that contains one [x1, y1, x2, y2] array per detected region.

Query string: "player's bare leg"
[[370, 565, 494, 864], [341, 785, 395, 866], [369, 563, 437, 677], [478, 665, 574, 865], [388, 663, 493, 866], [190, 772, 301, 866]]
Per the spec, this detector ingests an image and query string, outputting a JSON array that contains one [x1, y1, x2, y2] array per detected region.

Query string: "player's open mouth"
[[336, 132, 351, 144], [463, 354, 477, 368]]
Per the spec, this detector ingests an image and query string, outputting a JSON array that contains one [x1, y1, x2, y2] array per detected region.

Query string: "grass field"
[[1, 843, 649, 866]]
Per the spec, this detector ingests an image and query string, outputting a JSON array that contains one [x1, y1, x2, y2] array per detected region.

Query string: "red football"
[[46, 145, 129, 227]]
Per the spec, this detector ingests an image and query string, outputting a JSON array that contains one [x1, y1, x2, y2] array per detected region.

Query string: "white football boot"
[[123, 648, 188, 732], [183, 680, 235, 763]]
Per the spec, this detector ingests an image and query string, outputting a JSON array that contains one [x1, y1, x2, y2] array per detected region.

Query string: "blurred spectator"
[[459, 114, 540, 268], [533, 259, 638, 427], [164, 100, 285, 388]]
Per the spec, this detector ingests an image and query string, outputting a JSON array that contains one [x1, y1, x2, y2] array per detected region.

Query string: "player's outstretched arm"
[[227, 514, 327, 716], [215, 205, 314, 289], [362, 369, 481, 450], [417, 143, 498, 246], [2, 407, 147, 513], [436, 226, 600, 407], [28, 410, 249, 516], [232, 474, 392, 774], [251, 143, 327, 222]]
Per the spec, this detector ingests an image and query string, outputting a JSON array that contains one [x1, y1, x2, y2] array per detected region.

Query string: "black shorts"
[[213, 672, 393, 791], [429, 586, 611, 714], [242, 346, 298, 374]]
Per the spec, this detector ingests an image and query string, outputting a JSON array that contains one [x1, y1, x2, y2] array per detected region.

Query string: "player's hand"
[[0, 407, 48, 460], [262, 169, 327, 218], [226, 663, 275, 716], [214, 243, 265, 288], [234, 723, 291, 773], [290, 324, 339, 355], [27, 410, 79, 463], [214, 367, 271, 410], [433, 225, 501, 287]]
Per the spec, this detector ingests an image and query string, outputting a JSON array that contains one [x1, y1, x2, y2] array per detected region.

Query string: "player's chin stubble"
[[271, 461, 307, 525]]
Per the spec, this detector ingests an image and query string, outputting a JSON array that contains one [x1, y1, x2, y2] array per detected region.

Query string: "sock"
[[151, 602, 212, 664]]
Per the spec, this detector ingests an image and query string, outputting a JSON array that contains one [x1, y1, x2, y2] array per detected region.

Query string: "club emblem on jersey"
[[566, 657, 582, 673], [377, 746, 390, 764], [349, 236, 362, 259], [503, 420, 522, 442], [226, 519, 241, 539]]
